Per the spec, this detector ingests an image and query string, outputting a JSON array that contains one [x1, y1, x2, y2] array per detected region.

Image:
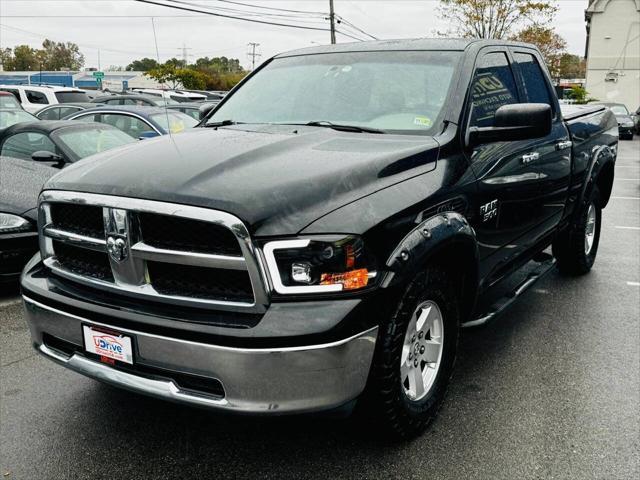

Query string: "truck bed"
[[561, 104, 607, 122]]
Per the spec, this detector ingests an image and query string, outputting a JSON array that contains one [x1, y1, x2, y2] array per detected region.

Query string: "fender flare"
[[576, 144, 616, 213], [381, 212, 479, 290]]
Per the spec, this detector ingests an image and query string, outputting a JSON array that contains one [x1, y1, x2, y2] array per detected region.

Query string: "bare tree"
[[438, 0, 557, 39]]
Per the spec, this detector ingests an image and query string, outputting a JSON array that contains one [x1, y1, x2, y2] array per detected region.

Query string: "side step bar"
[[462, 254, 556, 328]]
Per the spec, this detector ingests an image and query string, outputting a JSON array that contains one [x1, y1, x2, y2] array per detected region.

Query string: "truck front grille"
[[38, 192, 269, 312]]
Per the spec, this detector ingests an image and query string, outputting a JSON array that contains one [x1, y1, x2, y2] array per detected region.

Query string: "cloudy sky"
[[0, 0, 589, 70]]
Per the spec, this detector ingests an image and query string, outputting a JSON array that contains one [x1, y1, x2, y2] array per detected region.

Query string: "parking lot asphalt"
[[1, 139, 639, 480]]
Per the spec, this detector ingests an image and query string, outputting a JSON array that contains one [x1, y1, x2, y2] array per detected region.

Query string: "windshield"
[[54, 125, 135, 160], [55, 91, 90, 103], [208, 50, 461, 135], [150, 111, 198, 133], [609, 105, 629, 115], [0, 110, 38, 128], [0, 95, 21, 109]]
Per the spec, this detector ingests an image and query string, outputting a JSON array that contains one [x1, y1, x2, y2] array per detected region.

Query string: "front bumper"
[[23, 295, 378, 414], [618, 125, 634, 137]]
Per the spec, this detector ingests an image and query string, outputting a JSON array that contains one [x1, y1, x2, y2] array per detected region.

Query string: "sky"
[[0, 0, 590, 70]]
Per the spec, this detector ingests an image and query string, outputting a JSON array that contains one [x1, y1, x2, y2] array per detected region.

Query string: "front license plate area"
[[82, 326, 134, 365]]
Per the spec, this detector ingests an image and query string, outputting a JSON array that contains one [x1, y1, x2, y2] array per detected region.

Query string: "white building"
[[585, 0, 640, 110]]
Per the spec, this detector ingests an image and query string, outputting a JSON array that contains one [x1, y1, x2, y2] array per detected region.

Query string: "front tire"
[[365, 267, 459, 439], [553, 186, 602, 275]]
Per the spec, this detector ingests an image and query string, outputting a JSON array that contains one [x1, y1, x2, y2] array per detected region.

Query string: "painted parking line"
[[614, 178, 640, 181], [614, 226, 640, 230], [627, 282, 640, 287], [612, 196, 640, 200]]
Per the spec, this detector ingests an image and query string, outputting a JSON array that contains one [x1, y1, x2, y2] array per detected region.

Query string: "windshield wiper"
[[303, 121, 385, 134], [204, 119, 244, 128]]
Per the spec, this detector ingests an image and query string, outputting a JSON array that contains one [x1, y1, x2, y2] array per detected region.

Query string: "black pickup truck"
[[21, 39, 618, 439]]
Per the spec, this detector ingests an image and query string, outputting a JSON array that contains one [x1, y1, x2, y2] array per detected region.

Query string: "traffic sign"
[[92, 71, 105, 79]]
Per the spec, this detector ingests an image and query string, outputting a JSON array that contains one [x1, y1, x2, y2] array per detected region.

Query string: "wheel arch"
[[382, 212, 480, 323]]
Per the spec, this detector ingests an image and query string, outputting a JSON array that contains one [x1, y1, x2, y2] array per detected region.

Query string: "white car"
[[129, 88, 206, 103], [0, 85, 90, 113]]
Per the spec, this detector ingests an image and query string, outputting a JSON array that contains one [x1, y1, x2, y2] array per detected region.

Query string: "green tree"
[[41, 40, 84, 70], [566, 86, 597, 105], [558, 53, 586, 79], [146, 63, 207, 89], [0, 45, 43, 71], [511, 26, 567, 78], [438, 0, 557, 39], [126, 57, 159, 72]]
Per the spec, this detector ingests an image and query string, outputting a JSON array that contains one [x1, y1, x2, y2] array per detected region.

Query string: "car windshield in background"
[[208, 50, 461, 135], [53, 126, 135, 160], [150, 111, 199, 133], [0, 110, 37, 128], [609, 105, 629, 115], [0, 95, 21, 109], [55, 91, 90, 103]]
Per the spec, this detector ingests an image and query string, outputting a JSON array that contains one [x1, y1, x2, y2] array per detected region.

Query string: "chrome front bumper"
[[23, 296, 378, 414]]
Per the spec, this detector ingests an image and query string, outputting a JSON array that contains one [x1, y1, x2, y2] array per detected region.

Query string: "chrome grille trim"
[[38, 191, 269, 313]]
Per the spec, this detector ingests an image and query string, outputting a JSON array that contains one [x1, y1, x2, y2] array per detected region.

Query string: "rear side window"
[[26, 90, 49, 105], [104, 98, 123, 105], [55, 91, 89, 103], [513, 52, 552, 107], [37, 107, 61, 120], [58, 106, 83, 118], [469, 52, 519, 128]]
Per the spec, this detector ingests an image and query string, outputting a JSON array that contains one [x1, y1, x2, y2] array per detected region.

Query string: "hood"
[[44, 126, 439, 236], [615, 114, 633, 123], [0, 156, 57, 220]]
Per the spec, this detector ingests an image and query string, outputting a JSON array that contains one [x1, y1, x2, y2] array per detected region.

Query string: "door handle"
[[521, 152, 540, 164]]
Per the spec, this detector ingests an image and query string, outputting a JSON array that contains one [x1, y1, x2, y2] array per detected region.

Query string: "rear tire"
[[553, 186, 602, 275], [364, 267, 459, 439]]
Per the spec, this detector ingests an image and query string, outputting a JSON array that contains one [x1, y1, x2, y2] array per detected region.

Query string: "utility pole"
[[329, 0, 336, 44], [97, 49, 101, 71], [178, 43, 192, 67], [247, 42, 261, 70]]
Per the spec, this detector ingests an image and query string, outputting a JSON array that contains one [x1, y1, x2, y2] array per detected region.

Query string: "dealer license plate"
[[82, 326, 133, 365]]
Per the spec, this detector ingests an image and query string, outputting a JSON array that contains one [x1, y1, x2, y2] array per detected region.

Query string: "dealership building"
[[585, 0, 640, 110], [0, 70, 161, 91]]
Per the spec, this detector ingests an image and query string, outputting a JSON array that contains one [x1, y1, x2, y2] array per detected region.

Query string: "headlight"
[[624, 121, 635, 127], [262, 235, 377, 294], [0, 213, 31, 233]]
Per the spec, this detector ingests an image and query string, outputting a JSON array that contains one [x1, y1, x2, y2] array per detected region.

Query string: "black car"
[[35, 102, 100, 120], [90, 94, 176, 107], [597, 103, 635, 139], [21, 39, 618, 439], [0, 157, 54, 283], [0, 121, 135, 165]]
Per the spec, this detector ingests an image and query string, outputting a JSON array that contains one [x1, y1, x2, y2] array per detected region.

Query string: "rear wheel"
[[365, 267, 459, 439], [553, 186, 602, 275]]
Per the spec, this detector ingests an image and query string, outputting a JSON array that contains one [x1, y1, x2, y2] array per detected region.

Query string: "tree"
[[0, 45, 44, 71], [511, 25, 566, 78], [438, 0, 557, 39], [146, 63, 207, 89], [566, 86, 596, 105], [557, 53, 586, 79], [41, 40, 84, 70], [126, 58, 159, 72]]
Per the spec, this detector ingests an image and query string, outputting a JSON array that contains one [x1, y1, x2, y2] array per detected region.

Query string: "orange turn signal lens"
[[320, 268, 369, 290]]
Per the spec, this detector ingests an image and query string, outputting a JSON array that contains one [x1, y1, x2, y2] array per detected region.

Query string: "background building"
[[585, 0, 640, 110], [0, 70, 161, 91]]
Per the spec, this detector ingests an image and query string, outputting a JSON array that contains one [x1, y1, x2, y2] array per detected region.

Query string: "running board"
[[462, 254, 556, 328]]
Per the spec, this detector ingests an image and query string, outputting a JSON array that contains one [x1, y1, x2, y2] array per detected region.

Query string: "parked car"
[[129, 88, 207, 103], [596, 102, 635, 139], [21, 39, 618, 439], [0, 121, 136, 165], [64, 105, 198, 138], [90, 94, 177, 107], [0, 156, 54, 284], [0, 91, 23, 109], [182, 89, 226, 101], [35, 103, 100, 120], [631, 106, 640, 134], [166, 101, 219, 121], [0, 85, 89, 113], [0, 109, 39, 131]]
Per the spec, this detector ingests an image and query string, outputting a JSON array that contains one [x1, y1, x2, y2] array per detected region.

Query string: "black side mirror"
[[198, 102, 218, 120], [469, 103, 552, 146], [31, 150, 65, 167]]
